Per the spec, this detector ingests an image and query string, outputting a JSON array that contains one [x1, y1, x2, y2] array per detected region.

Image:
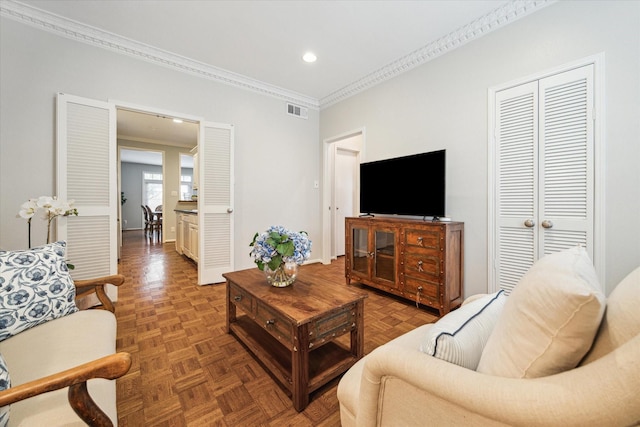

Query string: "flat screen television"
[[359, 149, 446, 218]]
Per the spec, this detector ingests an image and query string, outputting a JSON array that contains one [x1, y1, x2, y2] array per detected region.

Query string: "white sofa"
[[338, 249, 640, 426], [0, 272, 130, 427]]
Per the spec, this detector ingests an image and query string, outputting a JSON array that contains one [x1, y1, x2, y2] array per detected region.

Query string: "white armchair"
[[338, 253, 640, 427]]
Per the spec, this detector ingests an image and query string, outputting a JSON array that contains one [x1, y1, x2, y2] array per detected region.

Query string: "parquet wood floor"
[[116, 230, 439, 426]]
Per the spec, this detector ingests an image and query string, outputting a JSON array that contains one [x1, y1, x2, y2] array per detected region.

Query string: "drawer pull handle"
[[417, 260, 424, 272], [416, 286, 423, 308], [417, 236, 424, 246], [234, 295, 242, 302], [265, 319, 275, 327]]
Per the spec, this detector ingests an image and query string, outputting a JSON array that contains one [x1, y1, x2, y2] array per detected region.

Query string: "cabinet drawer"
[[183, 214, 196, 224], [404, 253, 441, 280], [404, 277, 439, 306], [308, 304, 357, 349], [255, 300, 293, 348], [229, 282, 253, 314], [405, 228, 441, 252]]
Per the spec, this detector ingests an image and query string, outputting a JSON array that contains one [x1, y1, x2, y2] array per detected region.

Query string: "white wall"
[[0, 17, 321, 270], [320, 1, 640, 296]]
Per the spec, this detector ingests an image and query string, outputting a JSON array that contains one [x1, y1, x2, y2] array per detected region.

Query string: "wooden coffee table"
[[224, 267, 367, 411]]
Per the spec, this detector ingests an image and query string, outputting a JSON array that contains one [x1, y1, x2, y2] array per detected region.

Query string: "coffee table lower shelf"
[[229, 315, 358, 410]]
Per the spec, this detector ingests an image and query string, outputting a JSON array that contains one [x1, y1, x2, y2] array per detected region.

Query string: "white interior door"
[[538, 65, 594, 257], [492, 64, 596, 294], [494, 81, 539, 293], [334, 148, 357, 257], [56, 93, 118, 287], [198, 122, 234, 285]]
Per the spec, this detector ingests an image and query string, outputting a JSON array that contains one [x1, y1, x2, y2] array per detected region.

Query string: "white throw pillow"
[[477, 246, 605, 378], [0, 241, 78, 342], [420, 290, 506, 370]]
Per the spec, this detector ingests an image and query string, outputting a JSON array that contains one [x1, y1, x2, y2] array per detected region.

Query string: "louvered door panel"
[[198, 122, 234, 285], [492, 64, 596, 294], [66, 217, 111, 275], [57, 94, 117, 282], [539, 65, 593, 259], [495, 82, 538, 293]]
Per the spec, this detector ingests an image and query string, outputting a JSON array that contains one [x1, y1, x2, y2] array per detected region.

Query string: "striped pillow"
[[420, 291, 506, 370]]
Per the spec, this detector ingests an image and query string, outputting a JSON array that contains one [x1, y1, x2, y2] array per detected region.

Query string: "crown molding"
[[319, 0, 556, 108], [2, 0, 554, 111], [0, 0, 320, 110]]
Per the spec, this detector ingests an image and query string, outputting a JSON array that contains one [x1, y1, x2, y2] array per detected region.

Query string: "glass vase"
[[264, 262, 298, 287]]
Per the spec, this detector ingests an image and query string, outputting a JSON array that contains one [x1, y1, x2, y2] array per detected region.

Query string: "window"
[[181, 174, 192, 200], [143, 171, 163, 210]]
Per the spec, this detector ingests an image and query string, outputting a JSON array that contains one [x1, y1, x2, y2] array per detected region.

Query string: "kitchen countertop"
[[174, 209, 198, 214]]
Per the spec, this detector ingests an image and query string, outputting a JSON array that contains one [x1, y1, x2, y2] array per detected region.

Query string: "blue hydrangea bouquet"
[[249, 225, 312, 286]]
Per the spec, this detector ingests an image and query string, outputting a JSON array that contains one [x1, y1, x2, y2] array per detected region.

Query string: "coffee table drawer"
[[255, 300, 293, 347], [308, 304, 357, 349], [229, 282, 254, 314]]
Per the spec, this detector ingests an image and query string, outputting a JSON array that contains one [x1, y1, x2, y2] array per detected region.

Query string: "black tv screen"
[[359, 149, 446, 218]]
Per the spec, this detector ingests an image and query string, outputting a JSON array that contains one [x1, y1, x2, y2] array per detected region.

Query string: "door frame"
[[112, 100, 201, 245], [321, 128, 365, 264], [487, 53, 605, 291]]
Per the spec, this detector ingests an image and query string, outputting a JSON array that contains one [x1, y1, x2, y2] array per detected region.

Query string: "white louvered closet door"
[[538, 66, 594, 257], [494, 65, 594, 294], [56, 94, 118, 283], [495, 81, 539, 293], [198, 122, 234, 285]]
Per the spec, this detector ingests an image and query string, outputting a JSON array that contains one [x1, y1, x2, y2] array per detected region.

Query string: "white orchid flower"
[[48, 198, 68, 217], [17, 199, 38, 220], [36, 195, 54, 209], [18, 196, 79, 247]]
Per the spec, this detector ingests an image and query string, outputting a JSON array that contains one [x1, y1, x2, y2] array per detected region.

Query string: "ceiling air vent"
[[287, 103, 308, 119]]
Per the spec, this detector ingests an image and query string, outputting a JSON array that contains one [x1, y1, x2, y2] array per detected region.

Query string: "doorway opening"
[[322, 129, 365, 264], [116, 106, 198, 251], [119, 148, 164, 238]]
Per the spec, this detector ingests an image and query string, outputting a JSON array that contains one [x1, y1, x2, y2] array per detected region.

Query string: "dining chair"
[[145, 205, 161, 240], [141, 205, 151, 236]]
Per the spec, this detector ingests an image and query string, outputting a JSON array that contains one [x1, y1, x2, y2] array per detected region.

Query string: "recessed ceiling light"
[[173, 118, 183, 124], [302, 52, 317, 63]]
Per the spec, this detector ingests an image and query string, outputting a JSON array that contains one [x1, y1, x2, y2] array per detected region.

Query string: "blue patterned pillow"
[[0, 352, 9, 424], [0, 241, 78, 342]]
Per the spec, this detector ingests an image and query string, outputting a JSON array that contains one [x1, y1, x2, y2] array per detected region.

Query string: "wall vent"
[[287, 103, 308, 119]]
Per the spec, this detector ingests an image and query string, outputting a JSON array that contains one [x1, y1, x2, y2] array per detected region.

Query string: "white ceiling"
[[117, 109, 198, 147], [19, 0, 513, 101], [9, 0, 550, 161]]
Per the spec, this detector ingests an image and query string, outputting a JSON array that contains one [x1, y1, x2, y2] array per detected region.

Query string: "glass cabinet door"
[[351, 226, 369, 275], [374, 230, 395, 281]]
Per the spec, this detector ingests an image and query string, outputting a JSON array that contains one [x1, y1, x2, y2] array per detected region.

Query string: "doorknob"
[[524, 219, 535, 228], [227, 208, 233, 213], [541, 220, 553, 229]]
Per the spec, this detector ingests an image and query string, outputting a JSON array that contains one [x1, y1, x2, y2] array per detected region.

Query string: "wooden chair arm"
[[0, 352, 132, 426], [74, 274, 126, 313]]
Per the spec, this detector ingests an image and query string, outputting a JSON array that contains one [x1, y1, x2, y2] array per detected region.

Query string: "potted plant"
[[249, 225, 311, 287]]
